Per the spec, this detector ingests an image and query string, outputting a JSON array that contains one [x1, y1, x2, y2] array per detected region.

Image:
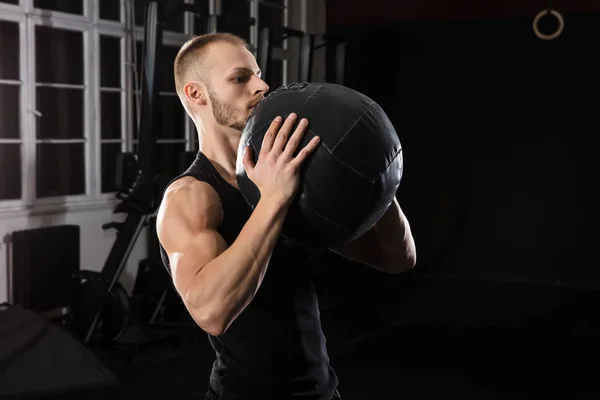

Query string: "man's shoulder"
[[157, 176, 224, 235], [164, 176, 220, 207]]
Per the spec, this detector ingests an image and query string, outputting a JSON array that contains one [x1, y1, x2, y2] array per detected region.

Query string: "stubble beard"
[[207, 84, 247, 132]]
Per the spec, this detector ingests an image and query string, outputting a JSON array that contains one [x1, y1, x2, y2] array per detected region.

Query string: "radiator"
[[9, 225, 80, 314]]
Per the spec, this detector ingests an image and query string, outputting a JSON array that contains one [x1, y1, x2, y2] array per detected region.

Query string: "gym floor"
[[36, 321, 600, 400]]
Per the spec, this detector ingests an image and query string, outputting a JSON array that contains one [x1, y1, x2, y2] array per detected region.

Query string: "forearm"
[[192, 199, 287, 333], [376, 201, 416, 269], [331, 200, 416, 273]]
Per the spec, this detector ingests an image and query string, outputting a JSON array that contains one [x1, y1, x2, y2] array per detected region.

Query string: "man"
[[156, 32, 417, 400]]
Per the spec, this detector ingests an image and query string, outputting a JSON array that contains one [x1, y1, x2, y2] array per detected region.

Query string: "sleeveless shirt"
[[158, 151, 339, 400]]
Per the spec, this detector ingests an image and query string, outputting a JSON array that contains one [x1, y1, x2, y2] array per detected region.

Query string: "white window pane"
[[100, 35, 121, 88], [0, 20, 19, 81], [101, 142, 122, 193], [36, 87, 84, 139], [35, 26, 83, 85], [0, 143, 21, 200], [36, 143, 85, 197], [0, 84, 20, 139], [100, 0, 121, 22], [101, 92, 122, 140], [33, 0, 83, 15]]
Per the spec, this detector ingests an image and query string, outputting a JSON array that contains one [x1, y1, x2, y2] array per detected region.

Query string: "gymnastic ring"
[[533, 9, 564, 41]]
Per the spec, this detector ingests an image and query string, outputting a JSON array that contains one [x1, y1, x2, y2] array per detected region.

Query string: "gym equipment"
[[75, 0, 165, 347], [258, 27, 347, 85], [236, 82, 403, 248], [75, 0, 258, 349]]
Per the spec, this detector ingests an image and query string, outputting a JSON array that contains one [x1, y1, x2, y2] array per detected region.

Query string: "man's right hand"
[[242, 113, 320, 209]]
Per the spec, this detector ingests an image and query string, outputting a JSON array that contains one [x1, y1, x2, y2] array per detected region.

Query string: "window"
[[0, 20, 21, 201], [100, 35, 123, 194], [33, 0, 83, 15], [35, 25, 86, 198], [99, 0, 121, 22], [0, 0, 293, 210]]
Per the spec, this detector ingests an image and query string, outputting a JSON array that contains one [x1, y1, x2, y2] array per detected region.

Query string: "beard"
[[207, 84, 248, 132]]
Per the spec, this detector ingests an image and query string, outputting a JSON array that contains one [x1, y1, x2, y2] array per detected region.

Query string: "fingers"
[[260, 116, 283, 155], [290, 135, 320, 169], [281, 117, 309, 159], [271, 113, 298, 154]]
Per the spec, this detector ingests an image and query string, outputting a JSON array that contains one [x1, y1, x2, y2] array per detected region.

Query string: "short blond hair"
[[173, 32, 249, 100]]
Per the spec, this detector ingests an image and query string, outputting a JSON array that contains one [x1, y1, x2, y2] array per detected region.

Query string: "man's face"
[[204, 42, 269, 131]]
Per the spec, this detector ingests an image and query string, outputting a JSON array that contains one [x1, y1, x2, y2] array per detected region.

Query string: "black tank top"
[[159, 151, 339, 400]]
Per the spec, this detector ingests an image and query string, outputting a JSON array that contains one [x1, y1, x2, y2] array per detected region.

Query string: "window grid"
[[97, 30, 126, 197], [0, 15, 26, 208], [0, 0, 293, 210], [29, 19, 92, 205]]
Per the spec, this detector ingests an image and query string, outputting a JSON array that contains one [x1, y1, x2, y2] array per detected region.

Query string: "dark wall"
[[326, 0, 600, 27], [326, 15, 600, 294]]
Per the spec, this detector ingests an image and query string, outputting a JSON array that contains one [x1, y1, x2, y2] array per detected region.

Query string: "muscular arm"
[[156, 178, 287, 336], [330, 198, 417, 274]]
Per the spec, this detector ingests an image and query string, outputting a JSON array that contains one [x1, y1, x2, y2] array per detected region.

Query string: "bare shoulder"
[[156, 176, 223, 253]]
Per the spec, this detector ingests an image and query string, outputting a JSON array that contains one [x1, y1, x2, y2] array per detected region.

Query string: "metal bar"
[[99, 87, 124, 92], [131, 91, 177, 96], [28, 13, 90, 31], [136, 0, 162, 178], [298, 33, 313, 82], [250, 0, 259, 51], [132, 138, 187, 144], [0, 139, 23, 144], [35, 82, 86, 90], [99, 139, 125, 144], [282, 0, 289, 85], [271, 46, 289, 60], [85, 212, 148, 343], [259, 0, 286, 9], [35, 139, 87, 143], [335, 42, 346, 84], [0, 79, 22, 85], [258, 26, 272, 82]]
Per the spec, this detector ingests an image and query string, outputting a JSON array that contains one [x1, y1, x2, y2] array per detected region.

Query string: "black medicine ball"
[[236, 82, 403, 248]]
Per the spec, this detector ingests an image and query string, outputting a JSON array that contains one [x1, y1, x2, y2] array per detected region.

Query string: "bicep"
[[155, 179, 228, 299]]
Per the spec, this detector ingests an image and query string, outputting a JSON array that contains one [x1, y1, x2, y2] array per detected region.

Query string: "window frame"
[[0, 0, 294, 214], [0, 8, 26, 210], [27, 12, 93, 206]]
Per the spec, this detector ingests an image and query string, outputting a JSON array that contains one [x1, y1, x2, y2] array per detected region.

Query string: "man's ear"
[[184, 82, 207, 105]]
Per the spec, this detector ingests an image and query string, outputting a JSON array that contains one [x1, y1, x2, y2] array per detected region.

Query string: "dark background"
[[315, 0, 600, 333]]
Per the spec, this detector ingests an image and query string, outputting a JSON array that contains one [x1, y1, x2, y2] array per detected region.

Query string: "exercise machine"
[[70, 0, 255, 349], [258, 26, 347, 85]]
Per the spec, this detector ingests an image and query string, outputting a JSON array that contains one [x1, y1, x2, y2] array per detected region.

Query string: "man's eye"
[[234, 76, 250, 83]]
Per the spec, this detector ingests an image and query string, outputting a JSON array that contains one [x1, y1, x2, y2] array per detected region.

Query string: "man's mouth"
[[249, 99, 263, 110]]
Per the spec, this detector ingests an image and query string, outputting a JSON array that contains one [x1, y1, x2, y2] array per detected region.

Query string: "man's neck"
[[198, 124, 242, 187]]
